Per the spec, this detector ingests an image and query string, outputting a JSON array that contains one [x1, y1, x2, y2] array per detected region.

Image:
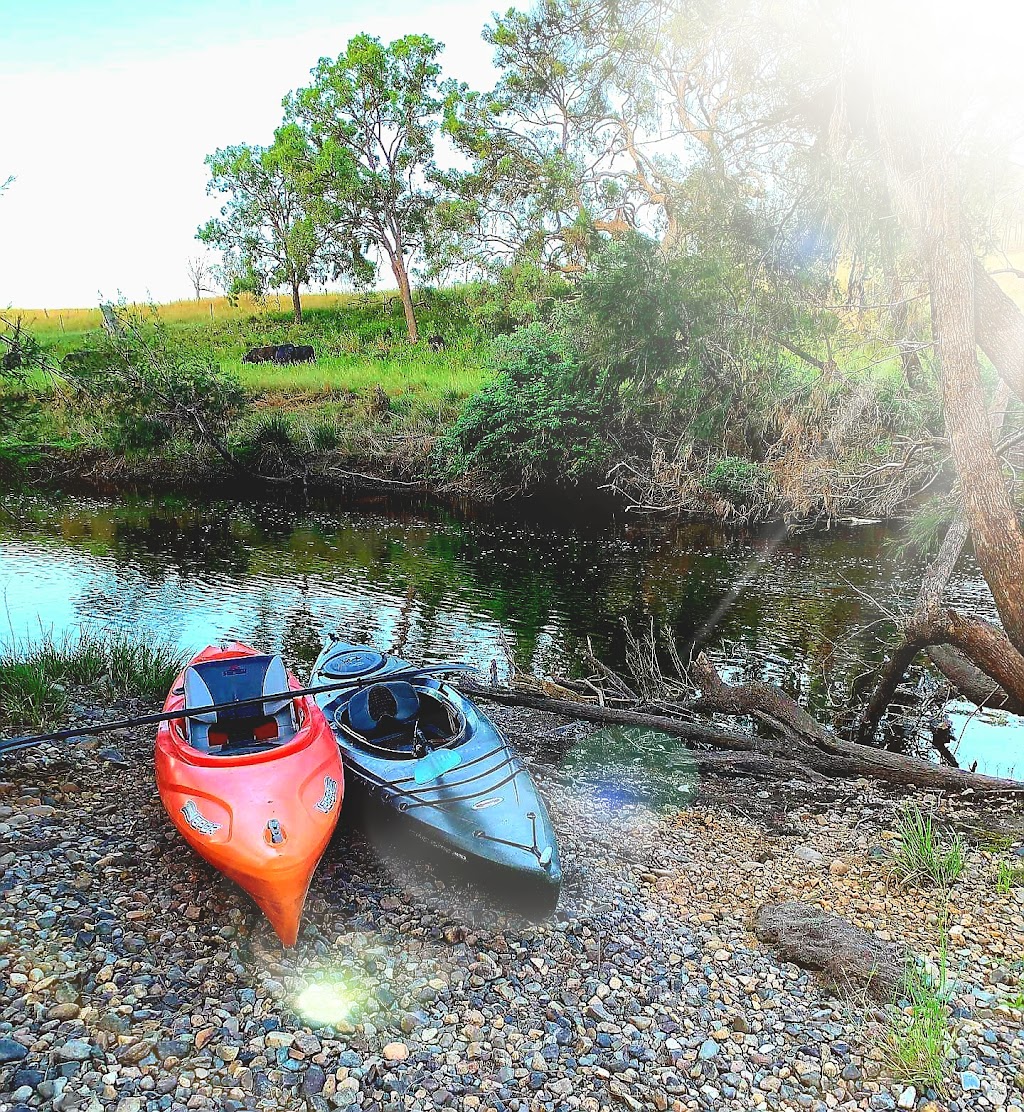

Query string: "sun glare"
[[295, 981, 358, 1027]]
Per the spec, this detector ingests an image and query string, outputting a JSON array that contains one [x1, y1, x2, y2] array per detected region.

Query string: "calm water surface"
[[0, 488, 1019, 783]]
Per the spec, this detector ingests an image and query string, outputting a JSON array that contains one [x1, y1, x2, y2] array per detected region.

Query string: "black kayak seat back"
[[183, 654, 296, 751], [349, 681, 419, 737]]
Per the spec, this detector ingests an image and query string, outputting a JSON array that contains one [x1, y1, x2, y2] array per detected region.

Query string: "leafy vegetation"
[[439, 323, 611, 492], [199, 124, 337, 323], [882, 961, 952, 1092], [60, 306, 244, 455], [7, 0, 1024, 522], [995, 860, 1024, 894]]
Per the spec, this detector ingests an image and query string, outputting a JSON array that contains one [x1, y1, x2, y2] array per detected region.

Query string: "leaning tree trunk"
[[870, 33, 1024, 653], [926, 177, 1024, 653], [389, 252, 419, 344], [973, 259, 1024, 401], [855, 383, 1024, 739]]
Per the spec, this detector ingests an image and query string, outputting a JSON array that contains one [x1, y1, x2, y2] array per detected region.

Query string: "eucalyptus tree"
[[285, 34, 463, 343], [445, 1, 641, 273], [198, 123, 332, 323]]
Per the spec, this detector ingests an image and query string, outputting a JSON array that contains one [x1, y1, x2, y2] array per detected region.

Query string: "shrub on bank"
[[437, 323, 613, 493], [706, 456, 771, 507]]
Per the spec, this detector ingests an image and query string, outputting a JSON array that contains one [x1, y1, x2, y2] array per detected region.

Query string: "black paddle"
[[0, 663, 477, 759]]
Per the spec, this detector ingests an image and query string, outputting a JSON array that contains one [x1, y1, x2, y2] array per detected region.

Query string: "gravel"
[[1, 701, 1022, 1111]]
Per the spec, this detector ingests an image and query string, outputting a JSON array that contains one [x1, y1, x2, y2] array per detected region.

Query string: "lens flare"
[[295, 981, 356, 1026]]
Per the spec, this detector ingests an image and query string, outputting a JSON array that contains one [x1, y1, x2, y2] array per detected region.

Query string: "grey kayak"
[[311, 642, 561, 914]]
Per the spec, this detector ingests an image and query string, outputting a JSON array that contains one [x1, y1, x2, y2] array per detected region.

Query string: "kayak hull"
[[312, 642, 561, 914], [156, 643, 344, 945]]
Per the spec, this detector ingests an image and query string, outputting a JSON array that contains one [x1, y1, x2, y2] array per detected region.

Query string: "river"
[[1, 488, 1019, 785]]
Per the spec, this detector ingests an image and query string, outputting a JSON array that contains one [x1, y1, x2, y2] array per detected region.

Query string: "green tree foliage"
[[285, 34, 466, 343], [444, 1, 630, 273], [199, 124, 333, 323]]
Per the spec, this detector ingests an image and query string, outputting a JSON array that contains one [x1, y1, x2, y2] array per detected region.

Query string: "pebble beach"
[[1, 702, 1022, 1112]]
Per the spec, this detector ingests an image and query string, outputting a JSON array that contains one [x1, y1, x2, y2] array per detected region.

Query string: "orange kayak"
[[155, 643, 343, 946]]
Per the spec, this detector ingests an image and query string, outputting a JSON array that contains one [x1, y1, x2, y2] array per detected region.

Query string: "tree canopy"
[[198, 124, 334, 323], [284, 33, 465, 342]]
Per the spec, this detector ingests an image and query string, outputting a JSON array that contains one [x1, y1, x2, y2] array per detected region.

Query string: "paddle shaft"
[[0, 664, 475, 757]]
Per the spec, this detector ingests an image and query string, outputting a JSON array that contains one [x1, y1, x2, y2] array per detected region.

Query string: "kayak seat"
[[348, 681, 419, 739], [183, 654, 297, 753]]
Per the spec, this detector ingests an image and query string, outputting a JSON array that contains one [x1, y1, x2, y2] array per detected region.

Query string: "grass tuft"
[[0, 660, 70, 730], [881, 963, 952, 1092], [891, 803, 967, 888], [995, 860, 1024, 894], [0, 630, 184, 729]]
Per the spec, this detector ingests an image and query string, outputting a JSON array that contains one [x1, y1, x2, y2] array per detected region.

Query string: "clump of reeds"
[[0, 629, 184, 729]]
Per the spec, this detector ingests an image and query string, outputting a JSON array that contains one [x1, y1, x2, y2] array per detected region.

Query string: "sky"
[[0, 0, 502, 308]]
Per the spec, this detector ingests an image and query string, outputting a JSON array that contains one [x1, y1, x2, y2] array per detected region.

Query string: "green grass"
[[882, 962, 952, 1092], [0, 630, 185, 729], [995, 860, 1024, 894], [228, 349, 489, 409], [891, 803, 968, 888], [8, 289, 494, 426], [0, 660, 70, 731]]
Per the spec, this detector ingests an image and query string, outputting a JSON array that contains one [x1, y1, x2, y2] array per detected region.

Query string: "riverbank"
[[1, 287, 954, 524], [1, 697, 1022, 1111]]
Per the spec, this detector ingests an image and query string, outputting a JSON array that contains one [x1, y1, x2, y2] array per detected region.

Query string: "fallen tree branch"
[[926, 644, 1024, 714], [462, 676, 1024, 793], [687, 654, 1024, 793]]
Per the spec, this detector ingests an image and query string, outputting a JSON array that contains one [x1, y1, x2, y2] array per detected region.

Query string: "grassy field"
[[0, 288, 500, 487], [7, 290, 495, 412]]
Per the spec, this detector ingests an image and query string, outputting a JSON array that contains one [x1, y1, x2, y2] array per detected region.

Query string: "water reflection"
[[0, 488, 1017, 777]]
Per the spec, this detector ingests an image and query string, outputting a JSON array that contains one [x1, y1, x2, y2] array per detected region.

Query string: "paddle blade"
[[413, 749, 462, 784]]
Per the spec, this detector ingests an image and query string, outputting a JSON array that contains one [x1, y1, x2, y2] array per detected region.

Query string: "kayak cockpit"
[[334, 680, 465, 759], [183, 654, 297, 755]]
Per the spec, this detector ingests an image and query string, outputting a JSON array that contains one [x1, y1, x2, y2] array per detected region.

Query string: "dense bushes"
[[439, 323, 613, 492], [61, 307, 244, 454]]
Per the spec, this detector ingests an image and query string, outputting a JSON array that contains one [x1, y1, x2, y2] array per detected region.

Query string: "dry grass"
[[4, 292, 372, 336]]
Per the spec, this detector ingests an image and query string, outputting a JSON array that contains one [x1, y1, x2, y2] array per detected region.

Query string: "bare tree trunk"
[[290, 280, 303, 325], [973, 259, 1024, 400], [389, 253, 419, 343]]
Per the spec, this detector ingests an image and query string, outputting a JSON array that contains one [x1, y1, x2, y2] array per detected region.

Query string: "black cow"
[[427, 334, 446, 351], [290, 345, 315, 363], [273, 343, 296, 364], [243, 345, 277, 364]]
